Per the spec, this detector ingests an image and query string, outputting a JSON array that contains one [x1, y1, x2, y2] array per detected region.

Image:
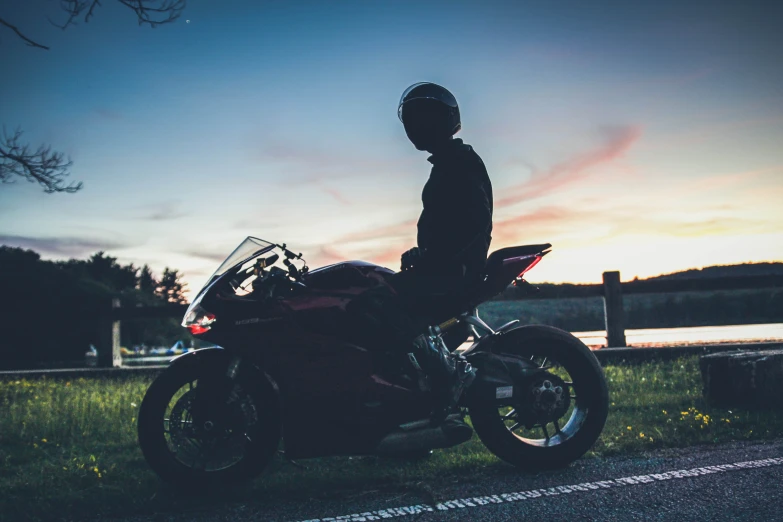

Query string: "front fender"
[[166, 346, 276, 392], [168, 346, 228, 368]]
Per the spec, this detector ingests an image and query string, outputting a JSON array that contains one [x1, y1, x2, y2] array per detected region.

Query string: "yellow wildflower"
[[41, 438, 47, 443], [627, 426, 632, 431], [639, 432, 645, 438]]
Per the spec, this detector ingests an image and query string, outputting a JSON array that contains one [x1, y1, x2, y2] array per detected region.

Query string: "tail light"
[[519, 254, 542, 276], [512, 255, 543, 286]]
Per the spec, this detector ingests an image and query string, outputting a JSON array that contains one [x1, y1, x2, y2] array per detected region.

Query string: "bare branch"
[[86, 0, 103, 23], [0, 16, 50, 50], [49, 1, 102, 30], [0, 127, 82, 193], [118, 0, 186, 27], [1, 1, 185, 196], [52, 0, 184, 30]]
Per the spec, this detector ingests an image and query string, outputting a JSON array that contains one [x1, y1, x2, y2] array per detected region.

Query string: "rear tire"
[[469, 325, 608, 469], [138, 357, 281, 485]]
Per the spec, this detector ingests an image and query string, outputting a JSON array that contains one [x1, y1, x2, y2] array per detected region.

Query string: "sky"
[[1, 0, 782, 295]]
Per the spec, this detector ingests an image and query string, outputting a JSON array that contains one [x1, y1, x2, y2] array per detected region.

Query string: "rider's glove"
[[400, 247, 423, 271]]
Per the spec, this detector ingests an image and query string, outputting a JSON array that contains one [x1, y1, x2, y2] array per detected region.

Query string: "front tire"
[[138, 356, 281, 485], [469, 325, 608, 469]]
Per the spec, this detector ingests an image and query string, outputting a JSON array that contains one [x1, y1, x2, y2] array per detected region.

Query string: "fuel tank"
[[281, 261, 396, 341], [302, 260, 395, 293]]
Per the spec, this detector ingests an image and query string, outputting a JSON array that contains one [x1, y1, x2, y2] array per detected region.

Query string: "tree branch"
[[1, 1, 186, 195], [52, 0, 184, 30], [118, 0, 186, 27], [0, 127, 82, 193], [0, 16, 50, 50], [50, 1, 103, 29]]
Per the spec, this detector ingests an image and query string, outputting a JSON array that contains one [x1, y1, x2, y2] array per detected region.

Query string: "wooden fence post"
[[603, 271, 627, 347], [97, 298, 122, 368]]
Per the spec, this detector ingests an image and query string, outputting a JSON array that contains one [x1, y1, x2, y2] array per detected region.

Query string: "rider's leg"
[[348, 267, 473, 423], [390, 268, 475, 423]]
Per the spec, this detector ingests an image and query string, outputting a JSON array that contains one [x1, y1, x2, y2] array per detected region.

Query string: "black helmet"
[[398, 82, 461, 136]]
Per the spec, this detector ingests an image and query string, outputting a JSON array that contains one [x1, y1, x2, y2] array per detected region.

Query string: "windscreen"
[[206, 237, 275, 286], [184, 237, 280, 319]]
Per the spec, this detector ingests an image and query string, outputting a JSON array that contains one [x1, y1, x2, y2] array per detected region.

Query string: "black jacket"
[[416, 138, 493, 281]]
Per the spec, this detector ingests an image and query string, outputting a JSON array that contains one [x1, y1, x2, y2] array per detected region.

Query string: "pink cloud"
[[311, 246, 346, 266], [303, 198, 772, 272], [491, 206, 585, 245], [673, 165, 782, 194], [308, 243, 403, 270], [336, 219, 417, 244], [365, 246, 404, 269], [496, 125, 643, 208], [489, 194, 772, 251], [321, 186, 351, 205]]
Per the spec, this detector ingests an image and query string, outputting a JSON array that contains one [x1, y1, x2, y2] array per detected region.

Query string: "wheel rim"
[[496, 352, 588, 448], [163, 379, 260, 472]]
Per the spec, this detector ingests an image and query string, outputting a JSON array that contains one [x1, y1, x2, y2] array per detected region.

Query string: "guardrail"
[[4, 341, 783, 379], [91, 272, 782, 368]]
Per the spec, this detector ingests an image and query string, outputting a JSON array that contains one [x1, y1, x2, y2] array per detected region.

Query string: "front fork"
[[192, 355, 243, 430]]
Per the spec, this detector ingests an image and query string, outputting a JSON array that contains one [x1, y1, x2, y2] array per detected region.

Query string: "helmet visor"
[[398, 82, 458, 121]]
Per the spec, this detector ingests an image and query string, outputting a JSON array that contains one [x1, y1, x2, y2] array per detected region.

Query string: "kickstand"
[[278, 449, 308, 470]]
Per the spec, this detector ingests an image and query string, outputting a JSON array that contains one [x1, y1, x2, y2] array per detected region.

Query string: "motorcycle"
[[138, 237, 608, 484]]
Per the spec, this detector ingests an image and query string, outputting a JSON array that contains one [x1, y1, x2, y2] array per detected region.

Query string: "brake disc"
[[516, 371, 571, 428], [167, 384, 261, 470]]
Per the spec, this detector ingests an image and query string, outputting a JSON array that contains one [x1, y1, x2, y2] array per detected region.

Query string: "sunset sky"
[[1, 0, 782, 295]]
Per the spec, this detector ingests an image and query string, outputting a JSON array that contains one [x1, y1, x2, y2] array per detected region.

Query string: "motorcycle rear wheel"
[[469, 325, 608, 470], [138, 358, 281, 485]]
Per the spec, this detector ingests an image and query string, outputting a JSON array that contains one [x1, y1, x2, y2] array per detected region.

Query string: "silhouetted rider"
[[357, 82, 493, 426], [397, 82, 493, 291]]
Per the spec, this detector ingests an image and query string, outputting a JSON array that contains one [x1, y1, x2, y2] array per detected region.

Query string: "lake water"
[[121, 323, 783, 366], [572, 323, 783, 348]]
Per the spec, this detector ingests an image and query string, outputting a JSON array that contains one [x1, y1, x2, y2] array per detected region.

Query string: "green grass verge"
[[2, 357, 782, 522]]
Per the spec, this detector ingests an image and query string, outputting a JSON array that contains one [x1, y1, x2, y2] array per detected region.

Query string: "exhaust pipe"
[[374, 415, 473, 456]]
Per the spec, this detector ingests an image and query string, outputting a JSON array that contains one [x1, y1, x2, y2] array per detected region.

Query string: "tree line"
[[0, 245, 190, 369]]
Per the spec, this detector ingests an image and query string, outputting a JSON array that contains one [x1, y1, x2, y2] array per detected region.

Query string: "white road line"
[[293, 457, 783, 522]]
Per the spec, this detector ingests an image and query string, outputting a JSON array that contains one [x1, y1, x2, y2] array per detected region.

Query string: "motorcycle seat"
[[468, 243, 552, 304]]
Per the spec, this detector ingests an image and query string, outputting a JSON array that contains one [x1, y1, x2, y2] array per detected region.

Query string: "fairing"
[[177, 237, 552, 460]]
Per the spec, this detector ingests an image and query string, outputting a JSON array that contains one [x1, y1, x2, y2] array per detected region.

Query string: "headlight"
[[182, 302, 216, 335]]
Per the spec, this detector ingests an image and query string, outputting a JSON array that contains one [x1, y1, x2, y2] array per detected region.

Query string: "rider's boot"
[[411, 330, 476, 435]]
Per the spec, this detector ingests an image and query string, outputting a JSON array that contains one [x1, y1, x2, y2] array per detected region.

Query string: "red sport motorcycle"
[[138, 237, 608, 484]]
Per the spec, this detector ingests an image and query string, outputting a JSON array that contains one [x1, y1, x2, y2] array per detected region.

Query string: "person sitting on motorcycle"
[[393, 82, 494, 421]]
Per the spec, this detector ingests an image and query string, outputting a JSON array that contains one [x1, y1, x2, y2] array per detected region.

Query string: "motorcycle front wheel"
[[137, 357, 281, 485], [469, 325, 609, 470]]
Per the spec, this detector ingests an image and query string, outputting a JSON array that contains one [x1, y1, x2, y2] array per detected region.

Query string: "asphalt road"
[[104, 439, 783, 522]]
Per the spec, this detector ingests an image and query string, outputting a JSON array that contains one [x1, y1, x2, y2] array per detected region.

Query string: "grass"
[[2, 357, 783, 522]]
